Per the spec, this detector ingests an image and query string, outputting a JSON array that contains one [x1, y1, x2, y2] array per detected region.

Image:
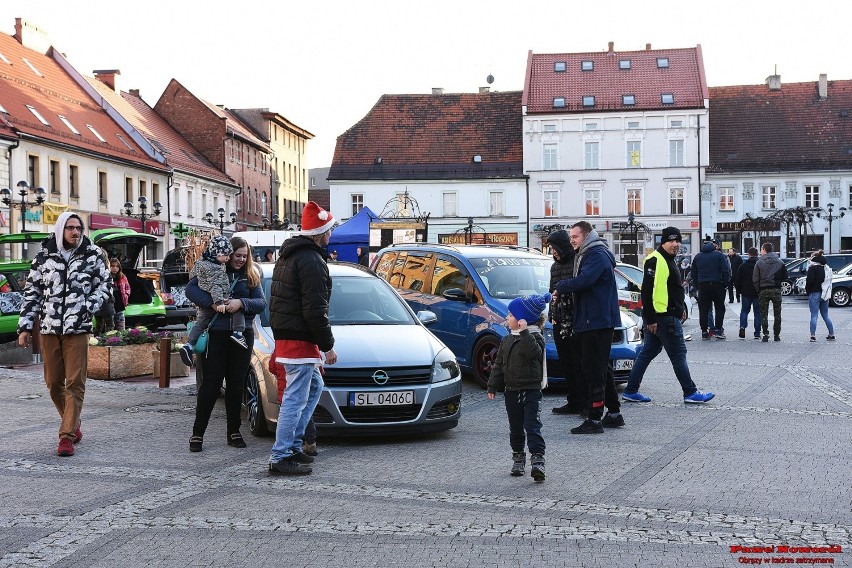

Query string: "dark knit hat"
[[661, 227, 682, 243], [207, 235, 233, 258], [508, 293, 552, 323]]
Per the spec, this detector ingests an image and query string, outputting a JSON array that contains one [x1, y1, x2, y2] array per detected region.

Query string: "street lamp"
[[816, 203, 847, 253], [123, 195, 162, 227], [262, 214, 300, 231], [1, 180, 46, 232], [205, 207, 237, 233], [625, 212, 640, 265]]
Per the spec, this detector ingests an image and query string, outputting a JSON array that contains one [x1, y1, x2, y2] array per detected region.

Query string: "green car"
[[0, 232, 49, 343], [89, 228, 166, 328]]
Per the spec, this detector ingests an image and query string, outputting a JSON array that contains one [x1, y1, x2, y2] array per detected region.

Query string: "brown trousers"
[[40, 333, 89, 440]]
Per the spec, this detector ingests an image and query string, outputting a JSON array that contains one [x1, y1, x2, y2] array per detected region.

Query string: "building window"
[[543, 124, 556, 132], [805, 185, 820, 208], [619, 59, 631, 70], [98, 171, 107, 203], [582, 96, 595, 107], [670, 139, 684, 167], [139, 179, 147, 199], [581, 60, 594, 71], [585, 190, 601, 216], [622, 94, 636, 106], [49, 160, 60, 194], [543, 191, 559, 217], [69, 165, 79, 198], [627, 141, 641, 168], [627, 189, 642, 215], [443, 192, 457, 217], [762, 186, 777, 209], [584, 142, 599, 169], [554, 61, 566, 72], [657, 57, 669, 68], [661, 93, 675, 105], [261, 192, 267, 217], [352, 194, 364, 216], [719, 187, 735, 211], [627, 121, 639, 129], [57, 115, 80, 135], [553, 97, 566, 108], [543, 143, 558, 170], [489, 192, 504, 216], [187, 189, 194, 217], [25, 104, 50, 126], [27, 155, 39, 188], [173, 186, 181, 214], [585, 122, 598, 131], [125, 177, 133, 205], [152, 182, 160, 204], [670, 188, 684, 214], [670, 119, 683, 127], [86, 124, 106, 143]]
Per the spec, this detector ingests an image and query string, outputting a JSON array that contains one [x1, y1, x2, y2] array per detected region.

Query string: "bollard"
[[158, 337, 171, 388], [31, 317, 42, 364]]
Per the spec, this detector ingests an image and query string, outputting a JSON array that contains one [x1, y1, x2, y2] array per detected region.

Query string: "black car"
[[783, 254, 852, 296], [160, 247, 195, 325]]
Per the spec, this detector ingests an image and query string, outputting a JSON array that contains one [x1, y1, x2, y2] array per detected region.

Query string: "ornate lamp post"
[[816, 203, 846, 253], [262, 213, 300, 231], [1, 180, 46, 232], [205, 207, 237, 233], [124, 195, 162, 227]]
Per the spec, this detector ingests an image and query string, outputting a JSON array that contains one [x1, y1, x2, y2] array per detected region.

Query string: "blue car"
[[372, 244, 642, 387]]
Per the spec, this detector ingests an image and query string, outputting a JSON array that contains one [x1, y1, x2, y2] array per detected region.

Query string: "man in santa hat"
[[267, 202, 338, 475]]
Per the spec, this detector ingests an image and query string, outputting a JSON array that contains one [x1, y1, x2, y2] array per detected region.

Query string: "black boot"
[[510, 452, 526, 476], [530, 453, 545, 482]]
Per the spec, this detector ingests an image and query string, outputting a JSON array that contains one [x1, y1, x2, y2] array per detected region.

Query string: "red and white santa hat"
[[300, 201, 336, 236]]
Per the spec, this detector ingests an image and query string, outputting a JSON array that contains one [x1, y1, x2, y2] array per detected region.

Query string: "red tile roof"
[[0, 33, 165, 170], [85, 77, 237, 187], [523, 46, 708, 114], [709, 79, 852, 173], [197, 99, 271, 151], [329, 91, 523, 180]]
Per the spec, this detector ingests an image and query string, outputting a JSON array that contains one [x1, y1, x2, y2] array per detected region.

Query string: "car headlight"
[[431, 348, 460, 383]]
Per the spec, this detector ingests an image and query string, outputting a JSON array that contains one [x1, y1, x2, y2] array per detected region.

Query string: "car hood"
[[329, 325, 447, 367]]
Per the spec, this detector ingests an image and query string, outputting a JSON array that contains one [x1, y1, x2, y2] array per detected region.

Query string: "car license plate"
[[614, 359, 634, 371], [349, 391, 414, 407]]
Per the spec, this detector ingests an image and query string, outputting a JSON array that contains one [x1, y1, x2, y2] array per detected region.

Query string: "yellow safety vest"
[[644, 250, 670, 314]]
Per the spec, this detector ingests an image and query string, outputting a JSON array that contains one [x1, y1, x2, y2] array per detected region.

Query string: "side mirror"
[[442, 288, 468, 302], [417, 310, 437, 325]]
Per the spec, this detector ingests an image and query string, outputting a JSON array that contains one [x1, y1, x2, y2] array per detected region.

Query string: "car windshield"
[[260, 275, 417, 327], [468, 257, 552, 299], [617, 263, 643, 284]]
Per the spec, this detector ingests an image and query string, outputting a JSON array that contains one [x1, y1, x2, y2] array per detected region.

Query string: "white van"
[[232, 230, 294, 262]]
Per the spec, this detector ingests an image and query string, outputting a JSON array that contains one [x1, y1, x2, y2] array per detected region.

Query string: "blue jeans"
[[739, 295, 761, 337], [624, 316, 697, 397], [269, 363, 324, 462], [808, 292, 834, 336]]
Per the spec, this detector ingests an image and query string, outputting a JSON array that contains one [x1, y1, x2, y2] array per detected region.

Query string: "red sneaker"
[[57, 438, 75, 456], [74, 423, 82, 444]]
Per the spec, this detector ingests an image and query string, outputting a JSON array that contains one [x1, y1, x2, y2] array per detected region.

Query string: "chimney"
[[432, 88, 444, 95], [93, 69, 121, 92], [129, 88, 141, 98], [479, 86, 490, 94], [818, 74, 828, 99], [14, 18, 51, 53], [645, 43, 652, 51], [607, 41, 614, 54], [766, 74, 781, 91]]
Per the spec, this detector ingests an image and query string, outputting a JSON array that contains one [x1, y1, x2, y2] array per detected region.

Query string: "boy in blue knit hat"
[[487, 292, 552, 482]]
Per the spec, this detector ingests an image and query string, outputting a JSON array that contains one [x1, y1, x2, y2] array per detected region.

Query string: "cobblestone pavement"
[[0, 298, 849, 567]]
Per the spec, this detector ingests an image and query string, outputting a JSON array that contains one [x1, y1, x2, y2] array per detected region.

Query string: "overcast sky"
[[3, 0, 850, 169]]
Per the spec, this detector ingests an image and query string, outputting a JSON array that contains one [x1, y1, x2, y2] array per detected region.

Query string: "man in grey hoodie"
[[752, 242, 788, 342]]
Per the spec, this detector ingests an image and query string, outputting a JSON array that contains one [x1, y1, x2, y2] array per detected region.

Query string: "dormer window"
[[657, 57, 670, 68], [622, 95, 636, 106], [619, 59, 631, 70], [554, 61, 566, 72], [582, 96, 595, 107], [661, 93, 675, 105], [581, 60, 594, 71], [553, 97, 566, 108]]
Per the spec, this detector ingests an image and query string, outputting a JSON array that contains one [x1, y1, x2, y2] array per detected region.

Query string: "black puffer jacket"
[[486, 329, 546, 393], [546, 230, 575, 338], [269, 236, 334, 351]]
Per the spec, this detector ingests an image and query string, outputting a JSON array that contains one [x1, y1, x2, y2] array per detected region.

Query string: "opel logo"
[[372, 370, 390, 385]]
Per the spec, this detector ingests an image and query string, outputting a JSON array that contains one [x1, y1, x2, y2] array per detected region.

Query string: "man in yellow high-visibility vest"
[[621, 227, 716, 404]]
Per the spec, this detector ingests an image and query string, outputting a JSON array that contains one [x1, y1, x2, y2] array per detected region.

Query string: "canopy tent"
[[328, 206, 383, 263]]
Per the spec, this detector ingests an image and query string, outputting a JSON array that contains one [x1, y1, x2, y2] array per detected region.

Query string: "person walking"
[[185, 237, 266, 452], [621, 228, 715, 405], [16, 212, 111, 457], [805, 252, 835, 342], [486, 293, 551, 482], [692, 238, 731, 340], [733, 247, 762, 340], [555, 221, 624, 434], [753, 242, 787, 342], [727, 249, 743, 303], [268, 202, 338, 476], [546, 230, 584, 416]]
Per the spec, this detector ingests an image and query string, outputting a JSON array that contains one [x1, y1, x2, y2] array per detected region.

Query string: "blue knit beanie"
[[508, 293, 552, 323]]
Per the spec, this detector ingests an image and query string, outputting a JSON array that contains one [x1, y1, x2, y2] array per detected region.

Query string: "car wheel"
[[472, 335, 500, 389], [781, 281, 793, 296], [831, 287, 850, 307], [244, 369, 269, 436]]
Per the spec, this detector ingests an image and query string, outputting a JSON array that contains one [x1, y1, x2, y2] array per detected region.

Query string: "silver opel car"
[[244, 262, 462, 436]]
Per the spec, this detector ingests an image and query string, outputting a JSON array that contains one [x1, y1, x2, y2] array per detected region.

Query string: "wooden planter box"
[[87, 344, 154, 380], [153, 351, 191, 378]]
